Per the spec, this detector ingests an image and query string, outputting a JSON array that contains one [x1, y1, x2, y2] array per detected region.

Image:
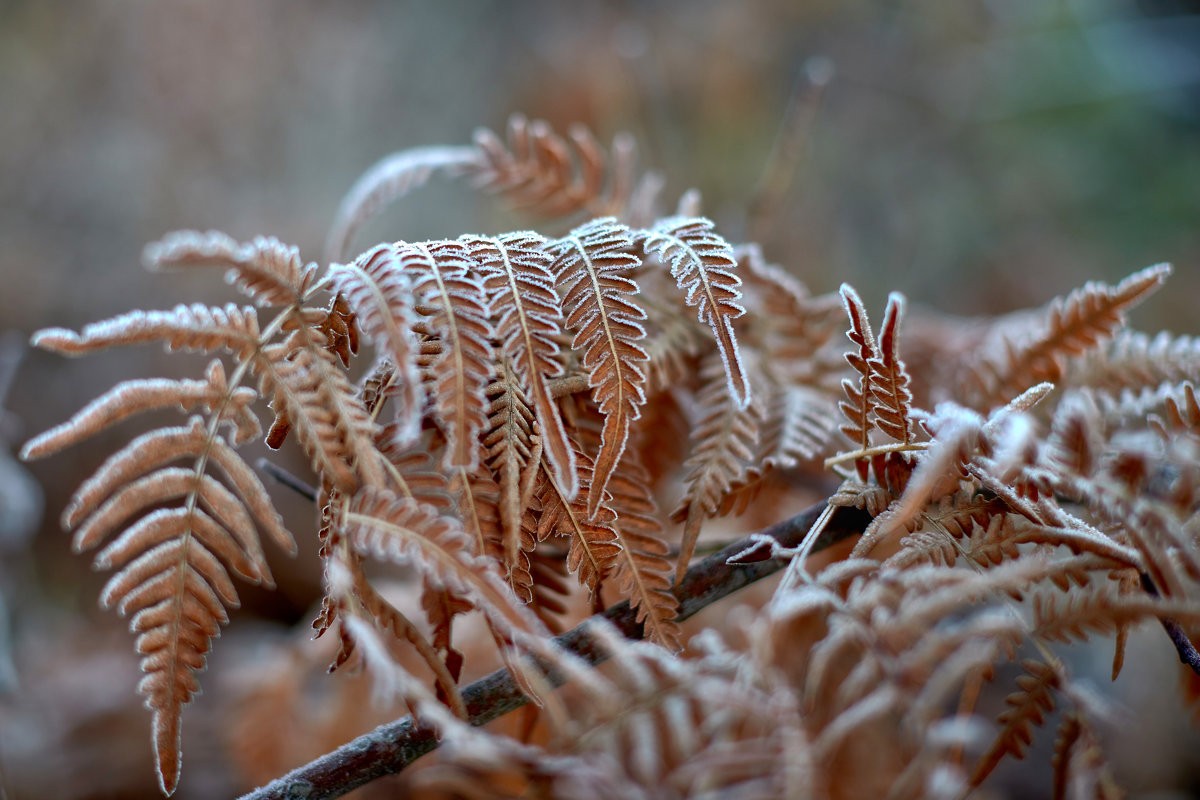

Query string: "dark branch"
[[238, 500, 872, 800]]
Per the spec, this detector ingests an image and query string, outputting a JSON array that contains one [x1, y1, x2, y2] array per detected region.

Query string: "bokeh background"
[[2, 1, 1200, 797]]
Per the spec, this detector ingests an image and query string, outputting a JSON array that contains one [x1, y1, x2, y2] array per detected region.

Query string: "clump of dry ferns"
[[23, 114, 1200, 798]]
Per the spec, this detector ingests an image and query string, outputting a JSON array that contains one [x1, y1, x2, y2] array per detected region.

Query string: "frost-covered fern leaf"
[[536, 445, 621, 594], [642, 216, 750, 409], [22, 360, 259, 459], [25, 406, 294, 794], [324, 144, 479, 263], [145, 230, 319, 308], [672, 351, 766, 581], [837, 285, 879, 471], [868, 293, 915, 444], [256, 328, 381, 492], [547, 218, 648, 517], [328, 244, 425, 446], [400, 239, 493, 471], [462, 232, 578, 499], [467, 114, 639, 219], [968, 264, 1170, 408], [342, 487, 542, 638], [31, 303, 261, 361], [606, 453, 681, 650]]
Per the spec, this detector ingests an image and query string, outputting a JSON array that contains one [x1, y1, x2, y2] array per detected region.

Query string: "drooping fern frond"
[[402, 239, 494, 471], [327, 243, 425, 445], [546, 217, 648, 517], [642, 216, 750, 409], [462, 231, 578, 500]]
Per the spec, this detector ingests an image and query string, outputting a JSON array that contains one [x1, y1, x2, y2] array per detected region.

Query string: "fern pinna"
[[24, 116, 1200, 798]]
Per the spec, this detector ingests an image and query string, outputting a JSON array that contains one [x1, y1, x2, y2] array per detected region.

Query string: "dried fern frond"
[[342, 486, 542, 639], [869, 293, 915, 445], [463, 231, 577, 500], [547, 217, 648, 517], [324, 144, 479, 263], [22, 360, 258, 458], [467, 114, 641, 220], [27, 411, 295, 794], [672, 350, 766, 581], [145, 230, 319, 307], [403, 239, 494, 471], [966, 264, 1170, 409], [643, 216, 750, 409], [327, 243, 425, 445]]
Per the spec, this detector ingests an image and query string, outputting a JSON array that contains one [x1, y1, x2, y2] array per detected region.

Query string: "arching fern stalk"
[[24, 115, 1200, 799]]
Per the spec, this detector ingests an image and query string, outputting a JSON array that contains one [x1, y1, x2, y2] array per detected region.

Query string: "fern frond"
[[536, 447, 621, 594], [672, 351, 766, 581], [467, 114, 638, 219], [969, 264, 1171, 408], [403, 239, 494, 471], [144, 230, 319, 307], [327, 243, 425, 445], [643, 216, 750, 408], [342, 486, 541, 638], [547, 217, 648, 516], [324, 144, 479, 263], [32, 303, 261, 360], [1071, 329, 1200, 390], [55, 415, 295, 794], [463, 232, 577, 499], [970, 660, 1059, 786], [253, 336, 379, 492], [606, 453, 681, 650], [836, 284, 879, 475], [22, 360, 258, 459], [869, 293, 915, 444]]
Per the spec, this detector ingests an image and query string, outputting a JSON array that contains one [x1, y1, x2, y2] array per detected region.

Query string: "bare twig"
[[239, 499, 872, 800]]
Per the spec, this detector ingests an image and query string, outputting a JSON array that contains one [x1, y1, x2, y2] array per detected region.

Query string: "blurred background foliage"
[[2, 0, 1200, 797]]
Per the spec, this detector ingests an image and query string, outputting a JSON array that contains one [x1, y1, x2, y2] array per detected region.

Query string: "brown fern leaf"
[[738, 244, 843, 381], [480, 361, 539, 581], [31, 303, 261, 361], [868, 293, 915, 444], [607, 452, 682, 650], [466, 114, 639, 219], [1070, 329, 1200, 390], [672, 351, 766, 582], [34, 415, 296, 795], [642, 216, 750, 409], [324, 144, 479, 263], [969, 264, 1171, 408], [327, 243, 425, 446], [401, 239, 493, 471], [342, 486, 542, 638], [837, 284, 879, 478], [462, 232, 577, 499], [144, 230, 319, 307], [22, 360, 259, 459], [971, 660, 1060, 786], [546, 217, 648, 517], [255, 335, 380, 492], [536, 447, 621, 594], [717, 384, 842, 518], [421, 575, 473, 686]]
